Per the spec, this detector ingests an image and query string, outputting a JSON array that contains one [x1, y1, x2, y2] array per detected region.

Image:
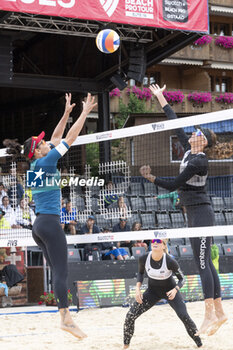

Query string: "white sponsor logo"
[[199, 237, 206, 270], [99, 0, 119, 17], [5, 0, 75, 9], [125, 0, 154, 19]]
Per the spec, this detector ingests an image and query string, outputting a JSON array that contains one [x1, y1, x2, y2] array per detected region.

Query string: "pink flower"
[[163, 90, 184, 103], [193, 35, 212, 46], [188, 92, 212, 104], [215, 93, 233, 104], [109, 88, 121, 97], [215, 36, 233, 49], [38, 301, 43, 305]]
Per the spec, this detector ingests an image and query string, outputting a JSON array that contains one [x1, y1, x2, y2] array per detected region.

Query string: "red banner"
[[1, 0, 208, 33]]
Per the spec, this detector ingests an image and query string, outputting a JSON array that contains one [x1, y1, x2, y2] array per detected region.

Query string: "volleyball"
[[96, 29, 120, 54]]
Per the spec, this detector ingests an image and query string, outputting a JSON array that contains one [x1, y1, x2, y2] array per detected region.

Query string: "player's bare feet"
[[195, 314, 218, 336], [123, 345, 129, 349], [60, 308, 87, 339], [207, 314, 228, 336], [61, 323, 87, 339]]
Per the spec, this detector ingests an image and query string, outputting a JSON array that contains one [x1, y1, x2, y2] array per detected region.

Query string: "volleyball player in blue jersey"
[[5, 93, 97, 339], [140, 84, 227, 336]]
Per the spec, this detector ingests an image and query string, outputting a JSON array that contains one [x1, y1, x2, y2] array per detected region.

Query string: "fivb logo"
[[99, 0, 119, 17]]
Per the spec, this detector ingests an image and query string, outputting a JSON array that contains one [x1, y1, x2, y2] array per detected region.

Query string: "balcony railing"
[[171, 35, 233, 63], [109, 90, 233, 115], [209, 0, 233, 6]]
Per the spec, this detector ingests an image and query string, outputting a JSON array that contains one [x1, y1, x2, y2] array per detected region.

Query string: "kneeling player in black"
[[123, 239, 202, 348]]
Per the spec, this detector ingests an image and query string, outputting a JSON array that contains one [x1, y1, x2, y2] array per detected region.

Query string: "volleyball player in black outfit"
[[140, 84, 227, 336], [123, 239, 202, 348]]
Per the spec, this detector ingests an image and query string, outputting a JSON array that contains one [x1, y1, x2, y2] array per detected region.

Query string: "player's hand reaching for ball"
[[82, 93, 97, 115], [149, 84, 166, 96], [139, 165, 151, 178]]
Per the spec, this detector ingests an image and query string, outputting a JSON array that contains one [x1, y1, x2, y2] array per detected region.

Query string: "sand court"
[[0, 299, 232, 350]]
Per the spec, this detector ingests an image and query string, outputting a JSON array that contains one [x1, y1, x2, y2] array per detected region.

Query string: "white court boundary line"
[[0, 225, 233, 247], [0, 108, 233, 157]]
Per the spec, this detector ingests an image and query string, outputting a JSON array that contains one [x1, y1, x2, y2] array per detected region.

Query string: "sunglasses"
[[36, 139, 46, 148], [151, 239, 163, 244], [195, 129, 207, 141]]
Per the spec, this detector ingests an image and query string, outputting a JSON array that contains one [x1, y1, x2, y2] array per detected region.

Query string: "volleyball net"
[[0, 107, 233, 249]]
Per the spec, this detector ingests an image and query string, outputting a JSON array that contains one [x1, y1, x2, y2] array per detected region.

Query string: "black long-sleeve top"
[[154, 104, 211, 206], [137, 253, 185, 290]]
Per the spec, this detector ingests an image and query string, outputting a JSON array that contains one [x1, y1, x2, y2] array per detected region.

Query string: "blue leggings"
[[186, 204, 221, 300], [32, 214, 68, 308]]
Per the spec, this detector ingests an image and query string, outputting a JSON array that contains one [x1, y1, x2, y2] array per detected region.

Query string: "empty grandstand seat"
[[75, 196, 86, 211], [131, 246, 146, 258], [178, 245, 193, 257], [170, 212, 185, 228], [156, 213, 171, 228], [157, 187, 169, 195], [215, 244, 224, 256], [211, 197, 225, 211], [91, 197, 99, 212], [89, 186, 100, 196], [169, 246, 179, 258], [223, 197, 233, 210], [158, 197, 173, 211], [127, 214, 141, 228], [145, 197, 159, 211], [141, 213, 156, 229], [169, 238, 185, 246], [130, 197, 145, 211], [144, 182, 157, 196], [224, 212, 233, 225], [95, 214, 112, 230], [213, 236, 227, 245], [130, 183, 144, 196], [227, 236, 233, 244], [222, 244, 233, 256], [214, 212, 226, 226], [67, 248, 81, 262]]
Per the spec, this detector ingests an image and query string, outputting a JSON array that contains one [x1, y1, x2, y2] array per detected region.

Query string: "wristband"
[[175, 286, 179, 291]]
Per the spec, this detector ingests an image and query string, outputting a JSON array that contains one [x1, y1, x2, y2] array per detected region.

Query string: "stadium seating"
[[178, 245, 193, 257], [67, 248, 81, 262], [213, 236, 227, 245], [144, 182, 157, 196], [170, 212, 185, 228], [222, 244, 233, 256], [224, 212, 233, 225], [95, 214, 112, 230], [169, 238, 185, 246], [144, 197, 159, 211], [130, 183, 144, 196], [131, 246, 146, 258], [211, 196, 225, 211], [141, 213, 156, 229], [130, 197, 145, 211], [169, 245, 179, 258], [156, 213, 171, 228], [214, 212, 226, 226], [74, 196, 86, 211], [158, 197, 173, 211]]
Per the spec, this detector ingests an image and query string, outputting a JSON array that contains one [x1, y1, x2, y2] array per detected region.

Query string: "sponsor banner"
[[1, 225, 233, 247], [1, 0, 208, 33], [0, 108, 233, 158]]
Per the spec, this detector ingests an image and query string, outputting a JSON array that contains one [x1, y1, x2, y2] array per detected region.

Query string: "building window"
[[211, 76, 232, 93], [143, 72, 161, 86], [210, 22, 232, 36]]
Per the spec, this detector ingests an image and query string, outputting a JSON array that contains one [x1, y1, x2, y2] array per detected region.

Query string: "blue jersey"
[[30, 141, 69, 215]]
